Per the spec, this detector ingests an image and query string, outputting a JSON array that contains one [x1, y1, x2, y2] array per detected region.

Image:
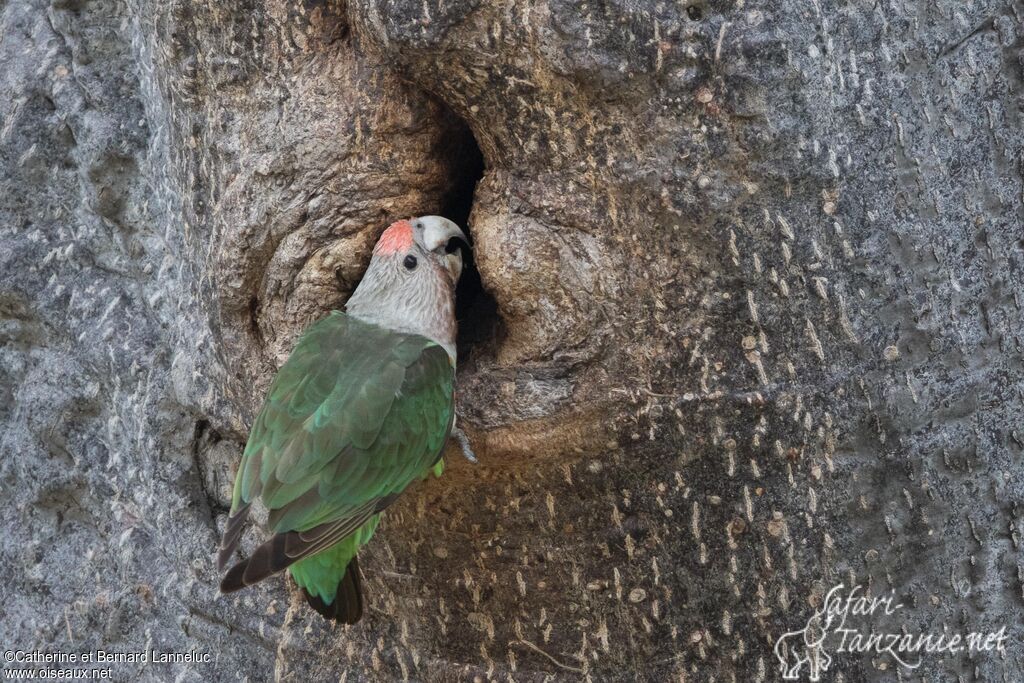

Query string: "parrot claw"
[[451, 427, 478, 463]]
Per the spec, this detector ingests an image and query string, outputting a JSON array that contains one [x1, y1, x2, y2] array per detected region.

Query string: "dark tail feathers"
[[300, 555, 365, 624]]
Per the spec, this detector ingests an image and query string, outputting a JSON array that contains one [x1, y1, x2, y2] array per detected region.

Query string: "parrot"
[[217, 216, 471, 624]]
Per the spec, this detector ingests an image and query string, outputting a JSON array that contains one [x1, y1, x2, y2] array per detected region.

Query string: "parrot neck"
[[345, 260, 458, 362]]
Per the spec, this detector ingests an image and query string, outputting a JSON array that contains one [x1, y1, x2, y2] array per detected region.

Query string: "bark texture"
[[1, 0, 1022, 680]]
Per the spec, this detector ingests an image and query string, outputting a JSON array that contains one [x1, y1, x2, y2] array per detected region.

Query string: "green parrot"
[[218, 216, 471, 623]]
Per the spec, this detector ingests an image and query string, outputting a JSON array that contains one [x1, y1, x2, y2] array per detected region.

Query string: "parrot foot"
[[451, 427, 478, 463]]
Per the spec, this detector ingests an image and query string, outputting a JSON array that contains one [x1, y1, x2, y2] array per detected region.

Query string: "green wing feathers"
[[218, 311, 454, 621]]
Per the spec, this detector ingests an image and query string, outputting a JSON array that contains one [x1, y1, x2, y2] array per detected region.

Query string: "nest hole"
[[435, 113, 503, 364]]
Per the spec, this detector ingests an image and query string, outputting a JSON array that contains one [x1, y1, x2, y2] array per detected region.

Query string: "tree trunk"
[[1, 0, 1021, 680]]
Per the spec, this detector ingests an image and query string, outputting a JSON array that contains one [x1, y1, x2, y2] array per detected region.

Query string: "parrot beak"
[[443, 247, 464, 283], [415, 216, 470, 283]]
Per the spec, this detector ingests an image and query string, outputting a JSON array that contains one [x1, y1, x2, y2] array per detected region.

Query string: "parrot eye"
[[403, 255, 418, 270]]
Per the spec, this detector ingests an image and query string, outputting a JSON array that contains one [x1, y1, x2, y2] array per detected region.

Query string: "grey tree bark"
[[1, 0, 1022, 681]]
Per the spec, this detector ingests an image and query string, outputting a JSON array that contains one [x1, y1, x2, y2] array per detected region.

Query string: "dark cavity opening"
[[434, 113, 503, 364]]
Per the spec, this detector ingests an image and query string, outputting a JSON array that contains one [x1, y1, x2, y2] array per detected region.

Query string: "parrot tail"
[[300, 555, 364, 624], [220, 515, 379, 624], [216, 504, 251, 571]]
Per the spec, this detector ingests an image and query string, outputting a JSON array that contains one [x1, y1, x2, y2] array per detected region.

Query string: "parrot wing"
[[217, 310, 454, 590]]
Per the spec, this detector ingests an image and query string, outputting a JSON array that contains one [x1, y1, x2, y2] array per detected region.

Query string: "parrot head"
[[345, 216, 469, 359]]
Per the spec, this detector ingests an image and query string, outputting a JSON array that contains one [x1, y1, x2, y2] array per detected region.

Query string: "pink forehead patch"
[[374, 220, 414, 255]]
